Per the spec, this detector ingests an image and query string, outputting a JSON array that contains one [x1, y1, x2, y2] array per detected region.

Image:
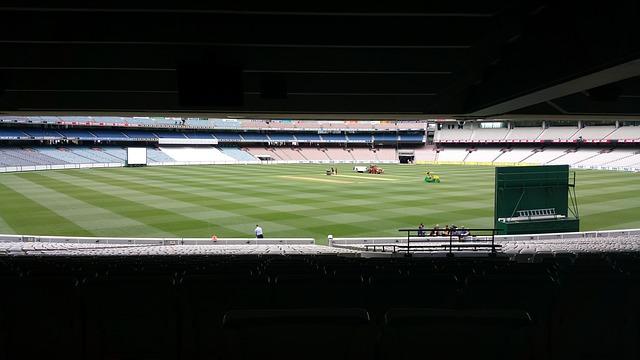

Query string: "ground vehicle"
[[368, 165, 384, 174]]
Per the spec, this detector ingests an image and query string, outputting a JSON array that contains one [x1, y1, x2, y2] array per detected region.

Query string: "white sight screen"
[[126, 147, 147, 165]]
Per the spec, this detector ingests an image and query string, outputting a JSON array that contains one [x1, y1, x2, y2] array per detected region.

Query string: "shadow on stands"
[[0, 253, 639, 360]]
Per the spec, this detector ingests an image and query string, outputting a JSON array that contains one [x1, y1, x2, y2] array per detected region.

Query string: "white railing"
[[0, 162, 124, 173], [0, 233, 315, 245], [415, 160, 640, 172], [0, 159, 400, 173], [329, 228, 640, 246], [572, 164, 640, 172], [149, 159, 398, 166]]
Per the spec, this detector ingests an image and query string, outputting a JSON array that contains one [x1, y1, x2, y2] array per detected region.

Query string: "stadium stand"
[[414, 145, 438, 162], [239, 132, 269, 141], [267, 133, 296, 142], [265, 147, 286, 160], [90, 129, 129, 140], [537, 126, 580, 141], [605, 151, 640, 168], [294, 133, 322, 142], [495, 148, 536, 163], [397, 134, 424, 143], [518, 148, 567, 165], [547, 149, 602, 165], [275, 147, 308, 161], [156, 131, 187, 138], [374, 148, 398, 161], [184, 132, 216, 139], [0, 128, 28, 139], [69, 147, 123, 163], [55, 129, 97, 140], [3, 120, 640, 171], [464, 147, 504, 163], [347, 133, 373, 142], [325, 148, 353, 161], [0, 148, 40, 166], [218, 147, 258, 162], [37, 147, 95, 163], [158, 147, 235, 162], [436, 147, 469, 162], [0, 152, 28, 167], [123, 130, 158, 139], [504, 127, 543, 141], [349, 148, 377, 162], [434, 128, 473, 142], [579, 149, 636, 167], [22, 128, 63, 138], [146, 147, 175, 163], [102, 146, 127, 161], [275, 148, 296, 160], [321, 134, 348, 142], [607, 125, 640, 140], [213, 132, 244, 141], [0, 241, 638, 359], [299, 148, 332, 161], [434, 124, 640, 144], [244, 147, 273, 159], [470, 128, 510, 141], [570, 126, 617, 140], [373, 134, 399, 142]]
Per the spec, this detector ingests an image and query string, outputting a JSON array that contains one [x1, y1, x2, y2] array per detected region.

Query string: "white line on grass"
[[279, 175, 353, 184], [332, 174, 398, 181]]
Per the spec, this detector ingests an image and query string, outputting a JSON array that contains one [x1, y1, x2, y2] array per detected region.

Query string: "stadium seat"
[[380, 308, 533, 360], [366, 273, 460, 320], [549, 258, 638, 359], [2, 275, 83, 360], [221, 308, 374, 360], [179, 272, 269, 358], [83, 275, 179, 360]]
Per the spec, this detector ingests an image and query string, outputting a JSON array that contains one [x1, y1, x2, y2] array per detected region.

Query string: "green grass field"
[[0, 164, 639, 244]]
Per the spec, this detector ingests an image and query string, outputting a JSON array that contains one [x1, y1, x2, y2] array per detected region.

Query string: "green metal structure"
[[494, 165, 579, 235]]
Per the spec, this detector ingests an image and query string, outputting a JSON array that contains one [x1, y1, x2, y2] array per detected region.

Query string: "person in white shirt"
[[255, 225, 264, 239]]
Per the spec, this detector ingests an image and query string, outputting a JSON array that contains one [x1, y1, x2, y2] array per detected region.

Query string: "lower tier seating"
[[0, 254, 638, 360]]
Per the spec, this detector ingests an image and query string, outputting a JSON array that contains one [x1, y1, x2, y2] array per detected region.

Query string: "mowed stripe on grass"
[[0, 164, 638, 244]]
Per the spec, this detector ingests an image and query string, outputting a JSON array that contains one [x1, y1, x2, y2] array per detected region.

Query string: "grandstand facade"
[[0, 116, 427, 172], [2, 117, 640, 172], [425, 121, 640, 171]]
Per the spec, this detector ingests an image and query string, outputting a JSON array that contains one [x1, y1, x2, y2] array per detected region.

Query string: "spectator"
[[417, 223, 425, 237], [443, 225, 450, 236], [255, 224, 264, 239], [430, 224, 440, 236], [450, 225, 460, 238], [459, 227, 470, 241]]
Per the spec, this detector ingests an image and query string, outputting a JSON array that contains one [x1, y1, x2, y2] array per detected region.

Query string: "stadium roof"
[[0, 2, 639, 119]]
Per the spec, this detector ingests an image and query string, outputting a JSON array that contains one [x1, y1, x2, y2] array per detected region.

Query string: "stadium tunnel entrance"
[[398, 149, 415, 164]]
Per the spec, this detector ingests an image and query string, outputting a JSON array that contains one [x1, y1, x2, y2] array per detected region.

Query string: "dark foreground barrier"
[[0, 253, 639, 359]]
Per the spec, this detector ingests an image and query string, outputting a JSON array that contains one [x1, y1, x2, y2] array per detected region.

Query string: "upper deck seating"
[[295, 133, 322, 141], [218, 147, 257, 161], [504, 127, 543, 141], [321, 134, 347, 142], [240, 133, 269, 141], [156, 132, 187, 138], [91, 130, 129, 140], [373, 134, 399, 142], [537, 127, 580, 141], [214, 133, 243, 141], [268, 133, 296, 142], [571, 126, 617, 141]]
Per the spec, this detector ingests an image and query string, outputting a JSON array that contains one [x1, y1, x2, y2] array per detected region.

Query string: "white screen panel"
[[127, 147, 147, 165]]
